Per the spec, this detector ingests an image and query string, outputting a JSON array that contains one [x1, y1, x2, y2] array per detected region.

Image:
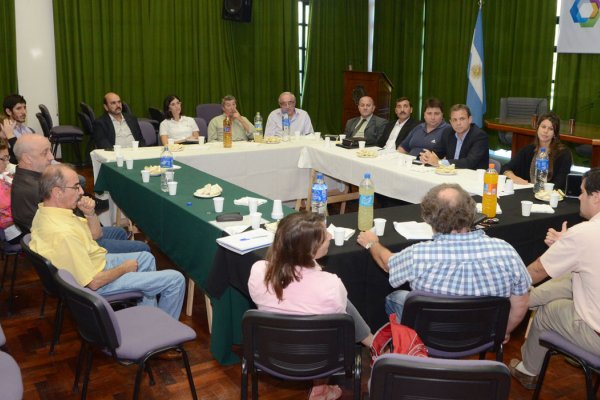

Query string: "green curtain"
[[421, 0, 477, 115], [0, 0, 17, 98], [53, 0, 298, 161], [373, 0, 425, 117], [482, 0, 556, 121], [554, 54, 600, 125], [302, 0, 368, 134]]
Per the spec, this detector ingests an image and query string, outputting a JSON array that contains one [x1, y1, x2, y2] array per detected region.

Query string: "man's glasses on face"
[[62, 183, 82, 191], [279, 101, 295, 106]]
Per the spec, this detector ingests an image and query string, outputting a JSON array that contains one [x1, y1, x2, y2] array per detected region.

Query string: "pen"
[[239, 235, 269, 241]]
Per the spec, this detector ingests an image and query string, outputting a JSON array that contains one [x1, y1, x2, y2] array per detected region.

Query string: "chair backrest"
[[54, 269, 122, 352], [79, 102, 96, 122], [400, 291, 510, 360], [20, 234, 61, 298], [139, 120, 157, 146], [35, 112, 51, 138], [0, 351, 23, 400], [194, 117, 208, 138], [499, 97, 548, 123], [242, 310, 356, 380], [369, 354, 510, 400], [122, 102, 133, 115], [38, 104, 54, 128], [195, 103, 222, 123], [77, 111, 94, 137], [148, 107, 165, 124]]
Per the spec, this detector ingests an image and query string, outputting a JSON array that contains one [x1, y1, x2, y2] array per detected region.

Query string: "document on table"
[[393, 221, 434, 240], [216, 228, 274, 255]]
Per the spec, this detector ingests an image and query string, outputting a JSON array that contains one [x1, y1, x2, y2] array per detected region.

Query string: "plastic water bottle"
[[160, 146, 173, 192], [254, 112, 263, 141], [282, 113, 290, 141], [482, 163, 498, 218], [311, 173, 328, 218], [533, 147, 549, 193], [358, 173, 375, 231]]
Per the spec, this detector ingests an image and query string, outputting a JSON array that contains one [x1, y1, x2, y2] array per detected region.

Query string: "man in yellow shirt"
[[30, 164, 185, 319]]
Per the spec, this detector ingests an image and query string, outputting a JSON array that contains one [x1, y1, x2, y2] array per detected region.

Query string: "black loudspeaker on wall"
[[222, 0, 252, 23]]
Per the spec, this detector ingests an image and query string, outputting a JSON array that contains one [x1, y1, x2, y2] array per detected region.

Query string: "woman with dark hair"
[[248, 212, 373, 400], [158, 95, 199, 145], [501, 112, 573, 190], [0, 138, 23, 244]]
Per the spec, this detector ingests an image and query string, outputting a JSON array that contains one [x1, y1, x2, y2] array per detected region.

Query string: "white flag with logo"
[[558, 0, 600, 53]]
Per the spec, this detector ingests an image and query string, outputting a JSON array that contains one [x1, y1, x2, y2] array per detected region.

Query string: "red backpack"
[[370, 313, 428, 365]]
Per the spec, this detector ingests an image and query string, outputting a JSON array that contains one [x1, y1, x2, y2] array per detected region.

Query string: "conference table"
[[91, 138, 582, 364], [485, 118, 600, 168]]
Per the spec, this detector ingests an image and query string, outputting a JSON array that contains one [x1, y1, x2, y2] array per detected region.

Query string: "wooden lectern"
[[343, 71, 393, 128]]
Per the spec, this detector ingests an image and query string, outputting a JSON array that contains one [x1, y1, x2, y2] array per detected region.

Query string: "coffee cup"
[[374, 218, 387, 236], [141, 170, 150, 183], [334, 227, 345, 246], [521, 200, 533, 217], [116, 155, 124, 167], [167, 181, 178, 196], [213, 197, 224, 213], [125, 158, 134, 170], [250, 212, 262, 230]]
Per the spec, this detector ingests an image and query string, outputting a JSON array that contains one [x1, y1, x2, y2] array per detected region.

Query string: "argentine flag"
[[466, 6, 486, 127]]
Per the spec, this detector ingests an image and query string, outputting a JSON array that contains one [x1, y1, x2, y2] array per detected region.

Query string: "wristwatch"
[[365, 240, 378, 250]]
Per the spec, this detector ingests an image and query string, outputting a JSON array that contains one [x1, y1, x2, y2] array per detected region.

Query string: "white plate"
[[535, 191, 564, 202], [193, 191, 222, 199]]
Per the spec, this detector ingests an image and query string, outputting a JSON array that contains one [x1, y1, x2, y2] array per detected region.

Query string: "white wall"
[[14, 0, 58, 134]]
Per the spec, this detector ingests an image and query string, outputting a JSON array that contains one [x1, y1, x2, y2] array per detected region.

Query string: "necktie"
[[353, 119, 366, 136]]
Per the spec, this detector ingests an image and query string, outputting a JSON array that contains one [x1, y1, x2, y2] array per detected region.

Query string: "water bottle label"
[[536, 158, 549, 171], [359, 194, 374, 207], [312, 187, 327, 203], [224, 126, 231, 133], [160, 156, 173, 168], [255, 122, 262, 130], [283, 118, 290, 128], [483, 183, 497, 196]]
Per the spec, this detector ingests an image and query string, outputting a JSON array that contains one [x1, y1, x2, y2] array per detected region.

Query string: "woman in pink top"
[[0, 138, 22, 244], [248, 212, 372, 400]]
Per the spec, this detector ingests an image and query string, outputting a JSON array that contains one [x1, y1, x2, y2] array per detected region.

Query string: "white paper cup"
[[334, 227, 345, 246], [168, 138, 175, 145], [199, 136, 206, 145], [167, 181, 178, 196], [213, 197, 224, 213], [497, 174, 507, 194], [504, 178, 514, 194], [550, 193, 559, 208], [131, 140, 139, 149], [374, 218, 387, 236], [521, 200, 533, 217], [325, 137, 331, 147], [544, 182, 555, 192], [358, 141, 366, 149], [116, 155, 124, 167], [314, 132, 321, 141], [339, 134, 346, 142], [271, 199, 284, 220], [250, 212, 262, 230], [141, 170, 150, 183], [125, 158, 134, 170], [248, 197, 258, 214]]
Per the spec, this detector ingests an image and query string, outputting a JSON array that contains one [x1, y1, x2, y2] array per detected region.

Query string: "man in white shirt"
[[376, 97, 420, 150], [343, 96, 387, 145], [264, 92, 314, 137]]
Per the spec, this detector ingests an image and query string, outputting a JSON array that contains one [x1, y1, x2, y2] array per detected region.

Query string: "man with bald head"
[[92, 92, 145, 149], [357, 183, 531, 342], [11, 135, 149, 253], [264, 91, 314, 137], [343, 96, 387, 145]]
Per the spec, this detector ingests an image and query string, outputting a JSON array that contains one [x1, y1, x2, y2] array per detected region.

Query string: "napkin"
[[393, 221, 433, 240], [327, 224, 355, 241], [476, 202, 503, 215], [223, 225, 251, 236], [531, 204, 555, 214], [234, 197, 268, 206]]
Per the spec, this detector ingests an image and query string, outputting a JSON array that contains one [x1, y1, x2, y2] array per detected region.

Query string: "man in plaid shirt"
[[357, 183, 531, 343]]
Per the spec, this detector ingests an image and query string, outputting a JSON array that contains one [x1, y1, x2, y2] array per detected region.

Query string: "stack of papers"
[[216, 228, 274, 255], [393, 221, 434, 240]]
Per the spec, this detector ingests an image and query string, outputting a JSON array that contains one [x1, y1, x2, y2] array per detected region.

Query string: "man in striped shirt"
[[357, 183, 531, 343]]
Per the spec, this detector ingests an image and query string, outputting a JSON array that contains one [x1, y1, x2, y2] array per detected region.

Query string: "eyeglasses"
[[0, 156, 9, 162], [62, 183, 82, 191], [279, 101, 295, 106]]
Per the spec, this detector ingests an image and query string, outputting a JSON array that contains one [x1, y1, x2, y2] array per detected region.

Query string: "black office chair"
[[122, 102, 159, 132], [55, 269, 197, 400], [38, 104, 84, 164], [0, 230, 22, 315], [533, 331, 600, 400], [79, 102, 96, 122], [148, 107, 165, 124], [21, 234, 143, 355], [369, 354, 511, 400], [241, 310, 361, 400], [77, 111, 97, 160], [400, 291, 510, 361]]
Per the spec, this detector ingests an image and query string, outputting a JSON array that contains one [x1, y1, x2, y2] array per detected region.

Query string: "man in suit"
[[420, 104, 489, 170], [376, 97, 420, 150], [93, 92, 145, 149], [343, 96, 387, 145]]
